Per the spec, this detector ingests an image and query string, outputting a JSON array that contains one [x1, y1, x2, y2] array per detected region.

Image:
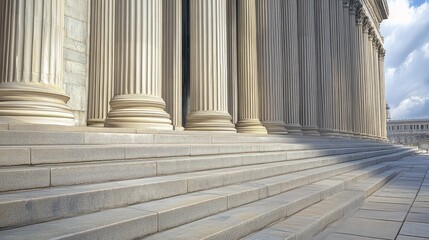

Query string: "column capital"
[[363, 17, 371, 32], [349, 0, 359, 15], [379, 47, 386, 59]]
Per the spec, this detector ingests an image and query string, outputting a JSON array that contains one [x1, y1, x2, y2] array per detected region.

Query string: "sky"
[[381, 0, 429, 120]]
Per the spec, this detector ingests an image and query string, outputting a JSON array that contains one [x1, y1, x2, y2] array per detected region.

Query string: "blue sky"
[[380, 0, 429, 120]]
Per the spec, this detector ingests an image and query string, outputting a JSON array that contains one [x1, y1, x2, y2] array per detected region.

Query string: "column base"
[[285, 123, 303, 135], [301, 125, 320, 136], [87, 119, 105, 127], [262, 121, 288, 135], [319, 128, 338, 137], [105, 94, 173, 130], [185, 111, 236, 132], [0, 83, 75, 126], [236, 119, 267, 134]]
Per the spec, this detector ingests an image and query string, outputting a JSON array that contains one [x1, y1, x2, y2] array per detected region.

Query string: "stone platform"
[[0, 124, 423, 240]]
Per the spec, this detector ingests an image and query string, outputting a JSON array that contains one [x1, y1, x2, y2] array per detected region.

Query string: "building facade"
[[0, 0, 388, 139], [387, 119, 429, 146]]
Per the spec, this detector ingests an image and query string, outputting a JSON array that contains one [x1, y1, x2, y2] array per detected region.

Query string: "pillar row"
[[0, 0, 75, 125], [185, 0, 236, 132], [105, 0, 172, 130]]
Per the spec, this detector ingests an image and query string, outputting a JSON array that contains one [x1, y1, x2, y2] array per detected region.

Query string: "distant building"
[[387, 119, 429, 146]]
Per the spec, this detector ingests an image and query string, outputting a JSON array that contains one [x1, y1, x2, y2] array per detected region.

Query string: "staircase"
[[0, 124, 416, 240]]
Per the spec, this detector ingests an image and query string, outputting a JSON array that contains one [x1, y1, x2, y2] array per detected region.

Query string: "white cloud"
[[381, 0, 429, 119], [391, 96, 429, 119]]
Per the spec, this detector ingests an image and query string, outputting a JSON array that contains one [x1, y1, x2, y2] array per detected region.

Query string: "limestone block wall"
[[63, 0, 90, 126]]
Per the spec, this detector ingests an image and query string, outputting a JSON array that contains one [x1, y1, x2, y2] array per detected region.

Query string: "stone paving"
[[315, 154, 429, 240]]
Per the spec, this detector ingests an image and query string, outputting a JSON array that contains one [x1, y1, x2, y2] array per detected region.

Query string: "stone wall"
[[63, 0, 90, 126]]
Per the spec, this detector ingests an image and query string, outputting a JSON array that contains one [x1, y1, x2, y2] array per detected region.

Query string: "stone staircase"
[[0, 124, 417, 240]]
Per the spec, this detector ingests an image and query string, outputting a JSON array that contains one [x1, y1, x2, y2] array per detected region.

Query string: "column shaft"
[[315, 0, 334, 135], [105, 0, 172, 130], [162, 0, 183, 130], [256, 0, 287, 134], [282, 0, 302, 135], [236, 0, 267, 134], [227, 0, 238, 124], [186, 0, 236, 132], [355, 7, 365, 135], [337, 0, 347, 135], [0, 0, 75, 125], [343, 0, 353, 135], [88, 0, 115, 127], [373, 39, 381, 138], [367, 29, 375, 137], [349, 1, 359, 136], [298, 0, 319, 135], [379, 48, 387, 139], [329, 0, 340, 134]]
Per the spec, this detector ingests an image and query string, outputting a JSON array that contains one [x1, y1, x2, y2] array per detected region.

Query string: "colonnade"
[[0, 0, 388, 140]]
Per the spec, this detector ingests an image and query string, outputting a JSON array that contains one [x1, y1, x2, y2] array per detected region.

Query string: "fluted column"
[[367, 28, 375, 137], [282, 0, 302, 135], [336, 0, 347, 135], [227, 0, 238, 124], [186, 0, 236, 132], [329, 0, 340, 134], [0, 0, 75, 125], [162, 0, 183, 130], [236, 0, 267, 134], [349, 0, 359, 136], [362, 19, 371, 137], [256, 0, 287, 134], [343, 0, 353, 135], [298, 0, 319, 135], [315, 0, 334, 135], [88, 0, 115, 127], [105, 0, 172, 130], [379, 48, 387, 139], [373, 40, 381, 139], [355, 7, 365, 136]]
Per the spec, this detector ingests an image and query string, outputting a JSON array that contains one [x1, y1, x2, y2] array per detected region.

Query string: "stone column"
[[329, 0, 340, 134], [379, 48, 387, 139], [373, 39, 381, 139], [336, 0, 347, 135], [105, 0, 172, 130], [355, 7, 365, 135], [343, 0, 353, 135], [315, 0, 334, 135], [236, 0, 267, 134], [0, 0, 75, 125], [88, 0, 115, 127], [349, 0, 359, 136], [297, 0, 319, 135], [362, 18, 371, 137], [367, 28, 375, 137], [282, 0, 302, 135], [185, 0, 236, 132], [227, 0, 238, 125], [256, 0, 287, 134], [162, 0, 183, 130]]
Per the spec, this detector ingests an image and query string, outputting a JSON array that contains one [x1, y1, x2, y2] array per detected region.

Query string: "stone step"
[[0, 146, 398, 192], [0, 149, 413, 230], [144, 170, 399, 240], [0, 141, 391, 166], [0, 129, 386, 146], [0, 161, 398, 240], [243, 169, 399, 240]]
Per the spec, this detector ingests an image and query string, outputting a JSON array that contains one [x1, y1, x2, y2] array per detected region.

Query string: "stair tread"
[[0, 162, 396, 240], [145, 170, 398, 240]]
